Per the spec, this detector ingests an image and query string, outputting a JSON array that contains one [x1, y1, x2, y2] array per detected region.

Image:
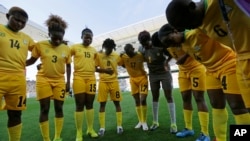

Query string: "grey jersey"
[[138, 46, 170, 75]]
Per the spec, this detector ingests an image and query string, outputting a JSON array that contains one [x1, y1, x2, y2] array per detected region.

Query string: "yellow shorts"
[[36, 75, 66, 101], [178, 65, 206, 92], [206, 63, 240, 94], [130, 75, 148, 95], [236, 59, 250, 108], [73, 75, 96, 95], [97, 81, 122, 102], [0, 73, 26, 110]]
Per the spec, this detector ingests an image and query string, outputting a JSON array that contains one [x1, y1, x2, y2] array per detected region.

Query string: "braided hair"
[[45, 14, 68, 34], [102, 38, 116, 50]]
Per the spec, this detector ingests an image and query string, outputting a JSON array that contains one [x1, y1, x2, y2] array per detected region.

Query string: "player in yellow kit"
[[159, 24, 210, 141], [70, 27, 98, 141], [158, 24, 250, 141], [26, 14, 71, 141], [166, 0, 250, 115], [120, 43, 149, 131], [95, 38, 123, 136], [0, 6, 35, 141]]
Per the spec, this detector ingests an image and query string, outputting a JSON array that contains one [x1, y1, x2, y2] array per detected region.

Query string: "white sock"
[[152, 102, 159, 123], [168, 102, 176, 124]]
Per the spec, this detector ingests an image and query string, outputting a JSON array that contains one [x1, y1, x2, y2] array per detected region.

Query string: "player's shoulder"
[[70, 43, 81, 47]]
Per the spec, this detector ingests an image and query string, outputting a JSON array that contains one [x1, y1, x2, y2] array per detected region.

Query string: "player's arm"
[[176, 53, 189, 65], [65, 63, 71, 92], [26, 56, 38, 66], [95, 66, 114, 75]]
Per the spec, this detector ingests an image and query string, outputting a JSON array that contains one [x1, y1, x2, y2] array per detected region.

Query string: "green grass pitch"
[[0, 89, 234, 141]]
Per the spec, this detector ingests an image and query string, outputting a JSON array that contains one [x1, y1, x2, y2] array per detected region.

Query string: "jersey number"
[[115, 91, 120, 98], [10, 39, 20, 49], [90, 84, 96, 92], [60, 89, 66, 98], [193, 53, 202, 62], [17, 96, 26, 107], [221, 76, 227, 90], [192, 77, 199, 87], [130, 62, 136, 69], [84, 52, 91, 58], [52, 55, 58, 63], [214, 25, 227, 37], [107, 60, 111, 66], [141, 84, 148, 92]]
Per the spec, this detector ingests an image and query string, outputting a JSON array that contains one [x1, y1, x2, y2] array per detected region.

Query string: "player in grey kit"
[[138, 30, 177, 133]]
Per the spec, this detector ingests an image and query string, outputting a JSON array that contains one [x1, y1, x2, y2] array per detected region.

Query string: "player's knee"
[[8, 110, 22, 122]]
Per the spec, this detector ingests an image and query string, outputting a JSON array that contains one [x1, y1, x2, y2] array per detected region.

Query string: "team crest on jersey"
[[61, 53, 66, 58], [23, 39, 28, 45], [0, 32, 5, 37], [45, 49, 49, 53], [194, 45, 201, 52]]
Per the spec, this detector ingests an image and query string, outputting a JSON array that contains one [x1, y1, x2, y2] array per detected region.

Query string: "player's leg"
[[53, 82, 66, 141], [97, 82, 108, 136], [192, 67, 210, 141], [162, 72, 177, 133], [85, 77, 98, 138], [111, 81, 123, 134], [148, 74, 160, 131]]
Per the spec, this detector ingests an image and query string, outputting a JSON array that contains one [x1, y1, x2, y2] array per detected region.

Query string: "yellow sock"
[[136, 106, 142, 122], [99, 112, 105, 129], [8, 123, 22, 141], [183, 110, 193, 130], [198, 112, 209, 136], [40, 121, 50, 141], [234, 113, 250, 124], [54, 117, 63, 139], [141, 105, 147, 123], [75, 111, 83, 138], [86, 109, 95, 132], [212, 108, 228, 141], [116, 112, 122, 127], [0, 96, 4, 110]]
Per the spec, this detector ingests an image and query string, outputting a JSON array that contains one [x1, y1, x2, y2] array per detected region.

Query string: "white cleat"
[[134, 122, 142, 129], [142, 123, 148, 131]]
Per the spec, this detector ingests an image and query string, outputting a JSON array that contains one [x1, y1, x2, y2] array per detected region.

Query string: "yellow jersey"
[[0, 24, 35, 73], [120, 52, 147, 77], [167, 47, 203, 71], [70, 43, 97, 77], [32, 40, 71, 78], [201, 0, 250, 56], [183, 29, 236, 72], [96, 51, 121, 82]]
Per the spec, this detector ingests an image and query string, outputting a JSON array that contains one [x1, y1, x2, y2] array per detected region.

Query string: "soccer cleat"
[[134, 122, 142, 129], [170, 124, 178, 134], [98, 128, 105, 136], [75, 137, 82, 141], [195, 133, 210, 141], [87, 130, 98, 138], [142, 122, 148, 131], [150, 122, 159, 131], [117, 126, 124, 134], [176, 128, 195, 137], [53, 138, 62, 141]]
